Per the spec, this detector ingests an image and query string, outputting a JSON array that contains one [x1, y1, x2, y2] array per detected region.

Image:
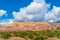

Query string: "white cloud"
[[12, 0, 50, 22], [33, 0, 45, 3], [0, 10, 7, 16], [45, 6, 60, 22], [0, 19, 14, 24], [0, 0, 59, 23], [12, 0, 60, 22]]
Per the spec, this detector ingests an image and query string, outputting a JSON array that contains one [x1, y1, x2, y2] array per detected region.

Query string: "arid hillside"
[[0, 22, 60, 31]]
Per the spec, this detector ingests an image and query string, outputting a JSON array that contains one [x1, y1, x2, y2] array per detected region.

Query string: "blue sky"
[[46, 0, 60, 10], [0, 0, 33, 20], [0, 0, 60, 23], [46, 0, 60, 7]]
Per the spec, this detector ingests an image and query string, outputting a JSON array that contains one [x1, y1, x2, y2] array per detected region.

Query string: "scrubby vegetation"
[[0, 30, 60, 40]]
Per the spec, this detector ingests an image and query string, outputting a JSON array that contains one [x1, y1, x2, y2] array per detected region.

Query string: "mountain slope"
[[0, 22, 60, 31]]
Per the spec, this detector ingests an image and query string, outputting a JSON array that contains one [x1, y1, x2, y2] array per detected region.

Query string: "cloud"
[[12, 0, 50, 22], [0, 10, 7, 16], [33, 0, 45, 3], [0, 19, 14, 24], [45, 6, 60, 22], [0, 0, 60, 23], [12, 0, 60, 22]]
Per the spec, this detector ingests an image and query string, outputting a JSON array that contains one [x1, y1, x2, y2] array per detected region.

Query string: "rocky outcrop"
[[0, 22, 59, 31]]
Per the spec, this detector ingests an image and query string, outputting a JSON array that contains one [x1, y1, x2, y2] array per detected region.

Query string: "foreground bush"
[[0, 30, 60, 40]]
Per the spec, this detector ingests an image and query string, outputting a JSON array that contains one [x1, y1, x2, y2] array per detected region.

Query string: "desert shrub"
[[34, 36, 48, 40], [55, 30, 60, 39], [0, 32, 11, 39], [0, 30, 60, 39]]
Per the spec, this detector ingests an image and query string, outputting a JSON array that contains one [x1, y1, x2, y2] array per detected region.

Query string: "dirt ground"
[[0, 37, 32, 40]]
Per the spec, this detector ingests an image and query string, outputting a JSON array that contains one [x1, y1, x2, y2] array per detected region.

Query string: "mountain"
[[0, 22, 60, 31]]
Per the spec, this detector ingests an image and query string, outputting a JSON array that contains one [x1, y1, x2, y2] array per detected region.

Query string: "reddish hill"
[[0, 22, 59, 31]]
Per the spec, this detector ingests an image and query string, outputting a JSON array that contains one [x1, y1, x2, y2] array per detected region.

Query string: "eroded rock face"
[[0, 22, 59, 31], [48, 37, 60, 40], [0, 37, 60, 40], [0, 37, 25, 40], [8, 37, 25, 40]]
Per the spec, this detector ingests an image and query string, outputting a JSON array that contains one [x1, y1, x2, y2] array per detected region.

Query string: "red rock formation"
[[0, 22, 59, 31]]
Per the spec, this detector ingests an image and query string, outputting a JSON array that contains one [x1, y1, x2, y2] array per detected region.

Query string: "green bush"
[[0, 32, 11, 39], [0, 30, 60, 40]]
